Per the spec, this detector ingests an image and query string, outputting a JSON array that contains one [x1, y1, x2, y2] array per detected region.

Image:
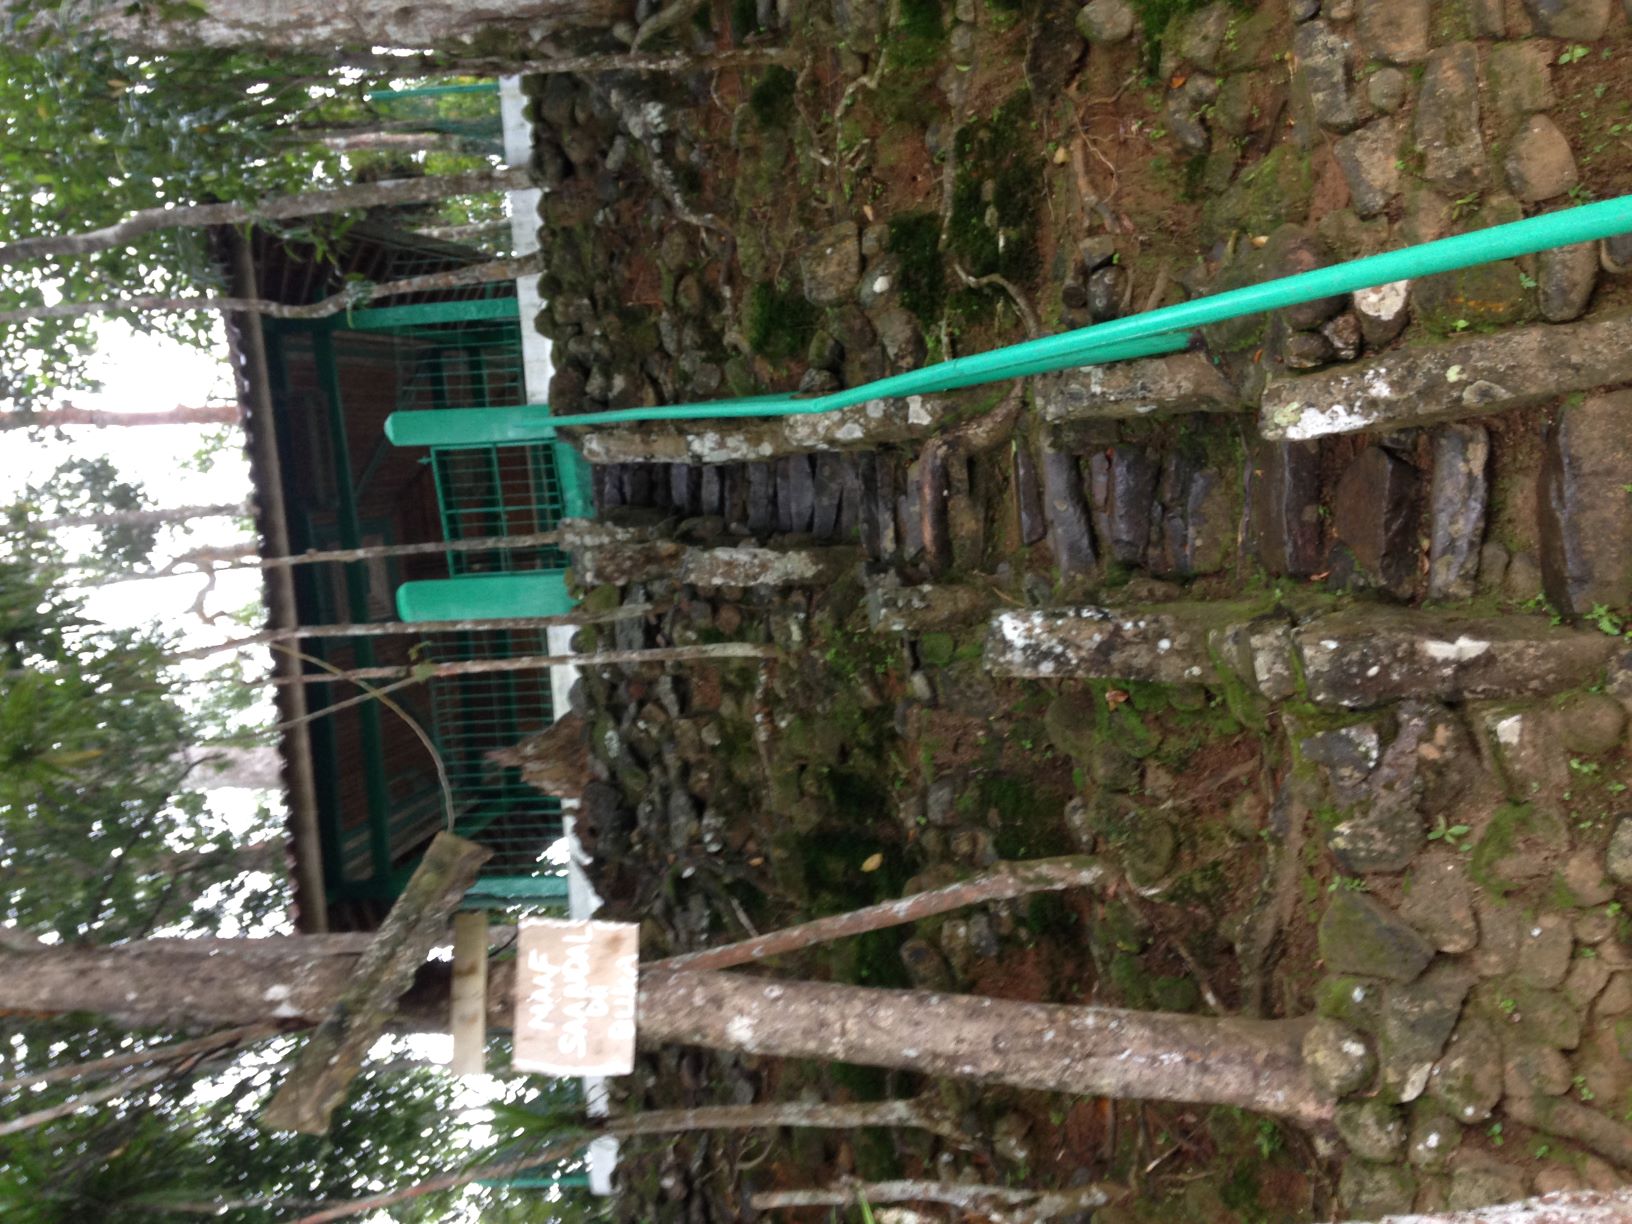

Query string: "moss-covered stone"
[[1316, 974, 1389, 1032], [1318, 892, 1435, 983], [1470, 802, 1569, 896], [1202, 145, 1314, 242], [1414, 260, 1531, 335]]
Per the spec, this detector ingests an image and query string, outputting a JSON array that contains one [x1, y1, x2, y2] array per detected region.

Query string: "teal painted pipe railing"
[[386, 193, 1632, 443]]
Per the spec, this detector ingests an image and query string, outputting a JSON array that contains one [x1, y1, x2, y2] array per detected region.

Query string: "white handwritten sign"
[[513, 919, 639, 1076]]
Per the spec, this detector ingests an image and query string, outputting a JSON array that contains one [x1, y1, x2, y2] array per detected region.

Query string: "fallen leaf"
[[1105, 689, 1129, 709], [861, 852, 884, 873]]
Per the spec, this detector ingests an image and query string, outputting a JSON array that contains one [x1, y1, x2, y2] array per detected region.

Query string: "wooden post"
[[449, 912, 488, 1076], [260, 832, 490, 1134]]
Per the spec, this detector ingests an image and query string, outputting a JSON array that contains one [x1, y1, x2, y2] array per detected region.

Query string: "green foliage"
[[748, 65, 797, 129], [745, 280, 817, 361], [0, 1042, 517, 1224], [886, 212, 946, 327], [947, 93, 1041, 318], [0, 30, 498, 406], [890, 0, 948, 69]]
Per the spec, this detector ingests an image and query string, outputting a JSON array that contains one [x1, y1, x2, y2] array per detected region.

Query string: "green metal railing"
[[385, 192, 1632, 443]]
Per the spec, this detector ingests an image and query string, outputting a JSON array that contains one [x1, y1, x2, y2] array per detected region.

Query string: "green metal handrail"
[[387, 192, 1632, 442]]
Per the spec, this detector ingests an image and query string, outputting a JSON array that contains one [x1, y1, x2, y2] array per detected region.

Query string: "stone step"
[[571, 394, 958, 464], [984, 602, 1619, 708], [1259, 312, 1632, 441], [1035, 351, 1240, 423], [575, 539, 859, 588]]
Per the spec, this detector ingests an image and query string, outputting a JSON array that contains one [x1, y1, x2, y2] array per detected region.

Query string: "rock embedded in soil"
[[1076, 0, 1135, 42], [1487, 41, 1558, 120], [1556, 692, 1627, 756], [1303, 1017, 1379, 1097], [1504, 1043, 1573, 1097], [1445, 1162, 1530, 1212], [1013, 444, 1046, 546], [1399, 854, 1478, 953], [1606, 231, 1632, 274], [1539, 391, 1632, 616], [1414, 43, 1487, 194], [1353, 278, 1411, 348], [1326, 705, 1432, 874], [1504, 114, 1580, 203], [1319, 892, 1435, 983], [1334, 119, 1404, 219], [1367, 66, 1409, 113], [1377, 960, 1476, 1102], [1357, 0, 1430, 62], [1427, 423, 1489, 600], [800, 221, 861, 306], [1407, 1105, 1462, 1170], [1429, 1014, 1505, 1122], [1336, 1099, 1408, 1161], [1607, 817, 1632, 887], [1521, 0, 1612, 38], [1294, 21, 1363, 133], [1338, 1161, 1417, 1218], [1514, 913, 1574, 989], [1537, 242, 1598, 323], [1300, 723, 1383, 804]]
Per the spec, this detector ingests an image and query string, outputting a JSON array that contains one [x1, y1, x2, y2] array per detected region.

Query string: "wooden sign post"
[[449, 911, 489, 1076], [513, 918, 639, 1076]]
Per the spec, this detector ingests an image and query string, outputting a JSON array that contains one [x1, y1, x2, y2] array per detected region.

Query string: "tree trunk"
[[49, 0, 627, 57], [1, 404, 241, 430], [633, 970, 1330, 1126], [0, 167, 531, 268], [261, 833, 490, 1134], [0, 936, 1330, 1126]]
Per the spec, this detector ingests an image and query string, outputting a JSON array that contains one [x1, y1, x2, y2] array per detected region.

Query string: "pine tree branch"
[[0, 251, 543, 326], [750, 1178, 1119, 1216], [0, 1023, 281, 1096], [291, 1096, 959, 1224], [0, 1064, 177, 1137], [0, 404, 241, 430], [648, 855, 1107, 974], [0, 167, 532, 267]]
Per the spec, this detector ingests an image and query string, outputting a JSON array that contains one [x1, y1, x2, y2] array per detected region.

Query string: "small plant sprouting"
[[1587, 603, 1624, 635], [1498, 997, 1518, 1015], [1489, 1121, 1505, 1146], [1255, 1119, 1282, 1159], [1427, 815, 1472, 850], [1559, 43, 1590, 64], [1574, 1074, 1596, 1102]]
